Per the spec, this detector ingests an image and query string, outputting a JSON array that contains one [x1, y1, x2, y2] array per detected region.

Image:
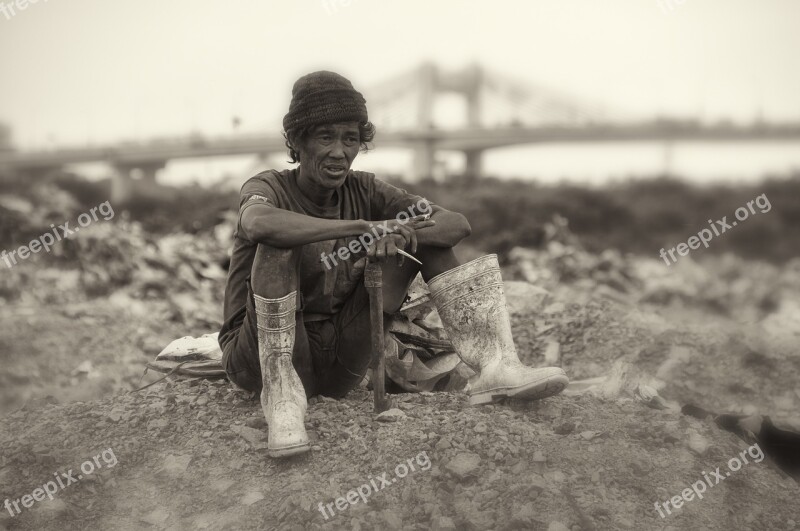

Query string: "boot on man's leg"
[[428, 255, 568, 405], [254, 291, 310, 457]]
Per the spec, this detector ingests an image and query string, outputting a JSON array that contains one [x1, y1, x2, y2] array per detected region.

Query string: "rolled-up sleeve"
[[236, 178, 279, 241]]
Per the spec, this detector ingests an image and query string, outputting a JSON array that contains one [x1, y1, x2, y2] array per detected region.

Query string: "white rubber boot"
[[428, 255, 569, 405], [254, 292, 310, 457]]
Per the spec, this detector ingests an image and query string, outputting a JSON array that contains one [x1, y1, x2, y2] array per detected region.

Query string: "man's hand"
[[366, 215, 435, 263]]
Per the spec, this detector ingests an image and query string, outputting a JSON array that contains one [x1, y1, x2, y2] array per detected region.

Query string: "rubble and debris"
[[507, 215, 800, 328], [2, 191, 800, 529]]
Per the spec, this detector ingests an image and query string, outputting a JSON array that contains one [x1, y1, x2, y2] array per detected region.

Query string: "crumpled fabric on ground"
[[145, 275, 472, 390]]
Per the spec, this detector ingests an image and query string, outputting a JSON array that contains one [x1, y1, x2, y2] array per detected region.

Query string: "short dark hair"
[[282, 121, 376, 164]]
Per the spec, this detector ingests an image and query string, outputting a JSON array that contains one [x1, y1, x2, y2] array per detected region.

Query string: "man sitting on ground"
[[218, 71, 569, 458]]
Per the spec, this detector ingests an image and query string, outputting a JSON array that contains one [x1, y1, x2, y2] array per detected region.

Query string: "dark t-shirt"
[[219, 168, 428, 348]]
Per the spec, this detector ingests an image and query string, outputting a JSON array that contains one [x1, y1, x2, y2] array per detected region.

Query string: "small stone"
[[376, 408, 407, 422], [435, 438, 452, 451], [160, 454, 192, 478], [230, 424, 269, 450], [663, 421, 682, 443], [71, 360, 94, 377], [148, 419, 169, 430], [579, 430, 601, 441], [432, 516, 457, 530], [141, 508, 170, 526], [543, 302, 566, 314], [193, 514, 213, 529], [629, 458, 651, 475], [211, 479, 235, 493], [688, 431, 710, 456], [543, 339, 561, 364], [382, 509, 403, 529], [474, 488, 500, 507], [505, 282, 551, 313], [445, 452, 481, 479], [474, 422, 488, 433], [554, 421, 575, 435], [510, 502, 537, 527], [531, 450, 547, 473], [245, 416, 267, 429], [37, 498, 68, 514], [529, 474, 547, 491], [241, 491, 265, 506]]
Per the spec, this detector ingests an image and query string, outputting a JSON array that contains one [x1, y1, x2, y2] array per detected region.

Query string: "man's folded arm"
[[414, 204, 472, 248], [240, 202, 370, 248], [369, 177, 471, 248]]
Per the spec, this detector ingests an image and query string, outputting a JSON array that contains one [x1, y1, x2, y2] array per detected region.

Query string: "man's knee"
[[416, 246, 460, 280], [251, 244, 301, 296], [379, 245, 461, 313], [253, 245, 298, 270]]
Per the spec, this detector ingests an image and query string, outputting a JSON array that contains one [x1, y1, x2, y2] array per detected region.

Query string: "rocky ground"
[[2, 211, 800, 530], [1, 278, 799, 531]]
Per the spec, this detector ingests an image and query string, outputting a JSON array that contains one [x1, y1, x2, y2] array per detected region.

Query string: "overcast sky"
[[1, 0, 799, 149]]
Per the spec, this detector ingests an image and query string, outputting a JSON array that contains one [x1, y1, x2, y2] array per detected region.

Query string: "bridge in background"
[[2, 62, 800, 201]]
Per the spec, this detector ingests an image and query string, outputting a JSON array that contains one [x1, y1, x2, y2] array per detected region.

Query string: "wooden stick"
[[364, 262, 391, 413]]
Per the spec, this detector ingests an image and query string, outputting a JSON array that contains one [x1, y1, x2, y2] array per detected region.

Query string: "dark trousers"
[[221, 280, 375, 399]]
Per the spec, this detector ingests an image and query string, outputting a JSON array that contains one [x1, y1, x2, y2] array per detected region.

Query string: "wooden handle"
[[364, 263, 390, 413]]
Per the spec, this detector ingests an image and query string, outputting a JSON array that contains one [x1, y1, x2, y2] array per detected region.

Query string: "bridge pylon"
[[407, 62, 485, 180]]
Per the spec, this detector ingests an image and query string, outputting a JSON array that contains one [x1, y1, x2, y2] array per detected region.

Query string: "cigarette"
[[397, 249, 422, 265]]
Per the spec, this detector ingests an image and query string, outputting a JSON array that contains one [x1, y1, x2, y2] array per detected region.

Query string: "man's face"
[[298, 122, 360, 189]]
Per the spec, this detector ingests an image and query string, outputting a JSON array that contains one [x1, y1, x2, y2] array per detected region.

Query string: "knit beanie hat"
[[283, 71, 368, 133]]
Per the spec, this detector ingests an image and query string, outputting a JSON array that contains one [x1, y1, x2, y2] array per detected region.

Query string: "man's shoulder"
[[240, 169, 289, 193], [237, 169, 295, 210]]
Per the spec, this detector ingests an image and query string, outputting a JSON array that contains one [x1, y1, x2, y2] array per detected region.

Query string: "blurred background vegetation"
[[2, 170, 798, 264]]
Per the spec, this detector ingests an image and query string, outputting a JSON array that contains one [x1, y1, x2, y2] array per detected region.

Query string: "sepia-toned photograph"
[[1, 1, 799, 529]]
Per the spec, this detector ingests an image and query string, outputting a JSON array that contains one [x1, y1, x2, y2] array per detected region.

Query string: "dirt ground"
[[1, 275, 799, 531]]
